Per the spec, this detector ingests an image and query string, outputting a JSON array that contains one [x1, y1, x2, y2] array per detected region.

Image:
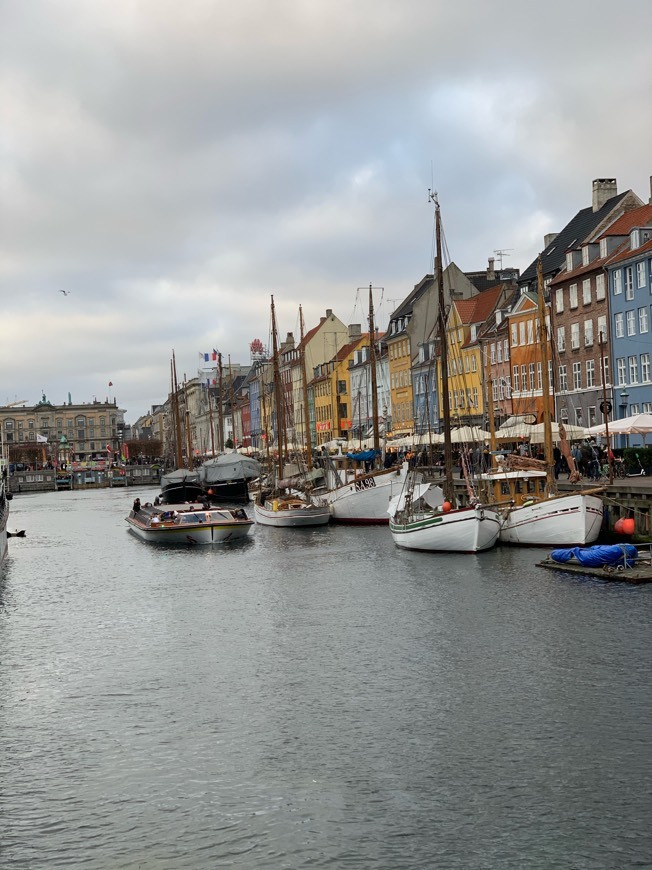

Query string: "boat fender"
[[523, 500, 534, 507], [478, 508, 485, 521]]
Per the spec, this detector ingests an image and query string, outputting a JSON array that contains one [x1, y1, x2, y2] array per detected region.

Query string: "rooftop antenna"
[[493, 249, 513, 269]]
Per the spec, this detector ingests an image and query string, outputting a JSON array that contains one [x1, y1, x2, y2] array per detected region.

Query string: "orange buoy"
[[442, 501, 452, 513], [622, 517, 635, 535], [614, 518, 625, 534]]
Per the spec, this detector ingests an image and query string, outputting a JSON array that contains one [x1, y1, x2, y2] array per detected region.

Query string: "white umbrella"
[[496, 422, 532, 439], [528, 422, 587, 443], [587, 412, 652, 442], [449, 425, 492, 444]]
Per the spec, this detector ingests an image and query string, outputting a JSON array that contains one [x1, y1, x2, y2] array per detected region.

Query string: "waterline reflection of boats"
[[1, 453, 10, 565], [126, 501, 254, 544]]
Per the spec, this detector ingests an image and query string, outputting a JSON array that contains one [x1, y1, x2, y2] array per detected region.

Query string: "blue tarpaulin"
[[346, 450, 380, 462], [550, 544, 638, 568]]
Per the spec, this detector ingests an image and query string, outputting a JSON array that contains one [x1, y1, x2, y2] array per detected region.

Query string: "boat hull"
[[126, 504, 253, 545], [390, 506, 502, 552], [253, 501, 331, 527], [499, 494, 604, 546], [203, 478, 250, 504], [323, 464, 413, 524]]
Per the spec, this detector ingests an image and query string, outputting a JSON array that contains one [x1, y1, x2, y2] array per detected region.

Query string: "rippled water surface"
[[1, 488, 651, 869]]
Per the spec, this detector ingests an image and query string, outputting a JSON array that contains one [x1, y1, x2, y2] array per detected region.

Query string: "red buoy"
[[442, 501, 452, 513], [622, 517, 635, 535], [614, 518, 625, 534]]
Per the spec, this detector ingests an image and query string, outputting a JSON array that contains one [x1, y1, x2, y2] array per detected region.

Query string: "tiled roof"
[[519, 191, 630, 284], [334, 335, 367, 362], [607, 236, 652, 266], [601, 203, 652, 237]]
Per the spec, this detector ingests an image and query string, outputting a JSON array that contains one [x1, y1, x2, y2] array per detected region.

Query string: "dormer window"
[[566, 252, 574, 271], [631, 229, 640, 249], [470, 324, 477, 341], [600, 238, 608, 258], [582, 246, 590, 266]]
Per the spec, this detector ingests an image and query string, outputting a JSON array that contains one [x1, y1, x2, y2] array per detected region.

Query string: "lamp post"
[[619, 390, 629, 449]]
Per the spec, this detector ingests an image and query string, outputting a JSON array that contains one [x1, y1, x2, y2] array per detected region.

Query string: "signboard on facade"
[[316, 421, 332, 432]]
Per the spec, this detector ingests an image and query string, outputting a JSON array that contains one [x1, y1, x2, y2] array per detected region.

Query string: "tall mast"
[[207, 387, 215, 456], [536, 256, 555, 489], [171, 351, 183, 468], [217, 352, 224, 453], [432, 193, 454, 503], [270, 295, 284, 481], [368, 284, 381, 461], [184, 378, 193, 468], [299, 305, 313, 470]]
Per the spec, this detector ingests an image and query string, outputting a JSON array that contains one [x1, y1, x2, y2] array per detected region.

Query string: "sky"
[[2, 0, 651, 423]]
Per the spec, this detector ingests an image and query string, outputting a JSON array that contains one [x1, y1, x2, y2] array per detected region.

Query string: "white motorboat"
[[253, 495, 330, 527], [126, 501, 254, 544], [320, 461, 414, 524]]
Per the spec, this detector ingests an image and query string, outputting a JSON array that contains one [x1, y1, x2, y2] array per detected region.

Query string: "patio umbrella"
[[586, 412, 652, 442], [528, 422, 587, 443], [449, 426, 492, 443]]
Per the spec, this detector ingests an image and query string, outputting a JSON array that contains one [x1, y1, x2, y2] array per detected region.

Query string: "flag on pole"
[[106, 443, 112, 455], [212, 349, 218, 360], [36, 434, 48, 443]]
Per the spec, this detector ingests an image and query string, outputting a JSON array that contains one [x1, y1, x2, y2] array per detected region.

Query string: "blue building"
[[607, 203, 652, 446]]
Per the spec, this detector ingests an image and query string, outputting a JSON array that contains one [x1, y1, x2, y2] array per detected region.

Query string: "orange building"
[[506, 291, 553, 420]]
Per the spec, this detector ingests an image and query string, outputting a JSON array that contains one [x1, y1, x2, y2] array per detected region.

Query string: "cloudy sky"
[[2, 0, 650, 422]]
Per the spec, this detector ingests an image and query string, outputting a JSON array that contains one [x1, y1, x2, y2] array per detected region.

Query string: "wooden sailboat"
[[253, 296, 330, 527], [159, 352, 205, 504], [481, 257, 604, 545], [389, 193, 502, 552], [318, 284, 413, 524]]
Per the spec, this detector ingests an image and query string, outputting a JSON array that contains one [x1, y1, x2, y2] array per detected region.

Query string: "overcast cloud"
[[1, 0, 650, 422]]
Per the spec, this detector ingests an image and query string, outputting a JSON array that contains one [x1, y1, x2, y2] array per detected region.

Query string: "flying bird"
[[59, 290, 70, 295]]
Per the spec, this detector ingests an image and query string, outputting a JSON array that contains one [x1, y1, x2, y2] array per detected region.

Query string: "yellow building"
[[440, 286, 506, 428], [310, 329, 366, 445]]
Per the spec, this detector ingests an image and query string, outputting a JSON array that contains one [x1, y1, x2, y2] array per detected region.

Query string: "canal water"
[[1, 489, 650, 869]]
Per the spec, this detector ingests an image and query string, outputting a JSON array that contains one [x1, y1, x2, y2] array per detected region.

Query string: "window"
[[600, 238, 608, 258], [588, 406, 597, 426], [492, 382, 499, 402], [473, 388, 478, 408], [471, 356, 477, 373], [637, 261, 646, 288], [626, 310, 636, 336], [497, 342, 503, 363], [571, 323, 580, 349], [630, 403, 640, 415], [527, 320, 534, 344], [625, 266, 634, 299], [555, 288, 564, 313], [584, 319, 594, 346], [586, 359, 595, 387], [572, 362, 581, 390], [559, 365, 568, 391], [521, 365, 527, 391], [597, 315, 607, 344], [631, 229, 640, 249], [504, 339, 509, 361], [644, 403, 652, 414], [513, 365, 519, 391], [628, 356, 639, 384], [582, 279, 591, 304], [465, 356, 470, 373], [560, 406, 569, 424], [613, 270, 622, 294], [575, 407, 583, 425], [537, 362, 542, 390], [557, 326, 565, 351], [519, 322, 526, 345], [582, 246, 590, 266], [596, 273, 606, 300], [614, 313, 624, 338], [639, 307, 649, 333], [569, 284, 578, 308], [566, 252, 574, 271], [529, 363, 535, 391], [602, 357, 610, 386], [616, 357, 627, 387], [511, 324, 518, 346], [641, 354, 651, 382], [490, 343, 496, 364]]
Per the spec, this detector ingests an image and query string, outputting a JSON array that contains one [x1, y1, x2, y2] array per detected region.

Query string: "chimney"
[[348, 323, 362, 341], [487, 257, 495, 281], [544, 232, 558, 248], [592, 178, 617, 212], [281, 332, 295, 352], [325, 308, 333, 319]]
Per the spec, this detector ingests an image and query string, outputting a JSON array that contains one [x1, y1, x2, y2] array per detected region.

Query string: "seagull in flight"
[[59, 290, 70, 296]]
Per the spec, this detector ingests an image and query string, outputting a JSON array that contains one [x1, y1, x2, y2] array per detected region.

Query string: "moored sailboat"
[[253, 297, 330, 528], [389, 192, 501, 552], [481, 257, 604, 546], [0, 448, 11, 566]]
